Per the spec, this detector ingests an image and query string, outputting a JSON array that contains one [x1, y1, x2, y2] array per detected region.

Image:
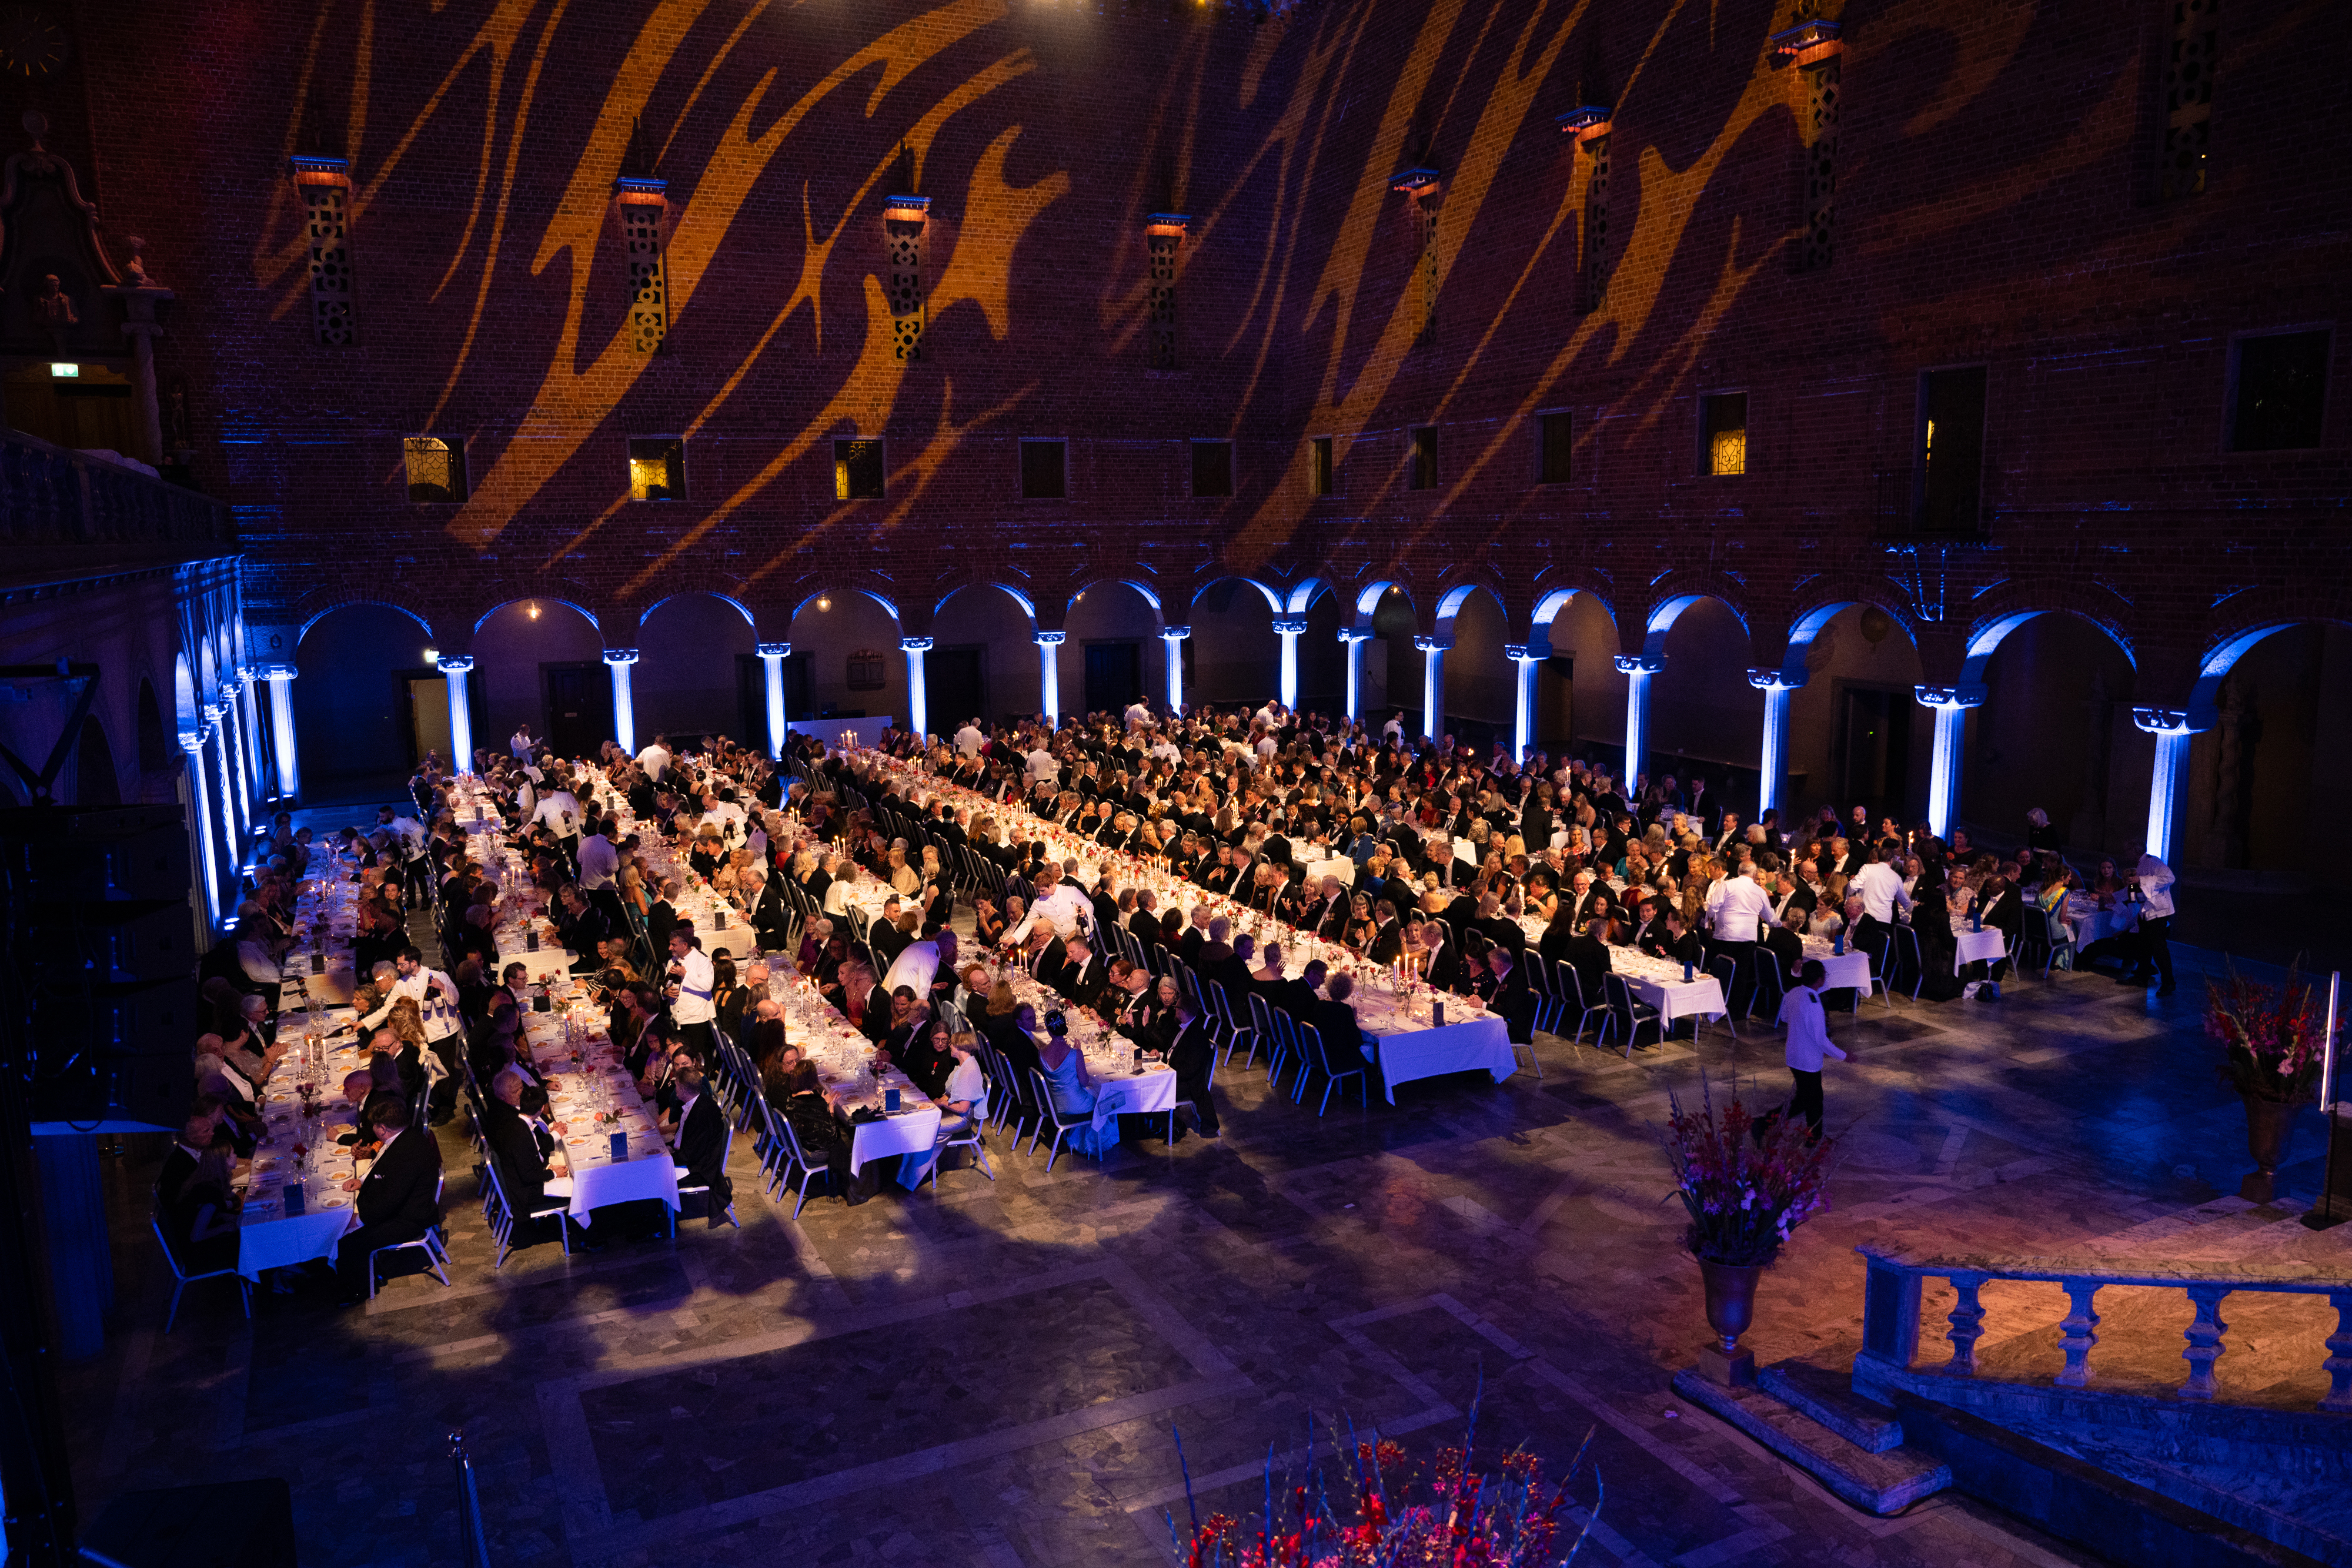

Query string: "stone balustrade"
[[0, 427, 232, 557], [1857, 1242, 2352, 1413]]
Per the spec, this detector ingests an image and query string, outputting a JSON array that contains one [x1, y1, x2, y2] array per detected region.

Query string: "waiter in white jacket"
[[1004, 868, 1093, 946], [665, 927, 719, 1062]]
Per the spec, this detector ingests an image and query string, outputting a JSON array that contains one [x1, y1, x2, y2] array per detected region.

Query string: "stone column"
[[2133, 707, 2200, 864], [1035, 631, 1067, 727], [1615, 654, 1664, 788], [261, 667, 299, 804], [440, 655, 478, 775], [1915, 684, 1985, 842], [1161, 625, 1190, 714], [602, 649, 639, 755], [262, 664, 300, 800], [1505, 646, 1541, 761], [237, 668, 266, 806], [901, 636, 934, 741], [757, 642, 790, 758], [180, 728, 219, 930], [1749, 669, 1805, 816], [208, 706, 241, 857], [1412, 636, 1452, 741], [1338, 628, 1373, 724], [1272, 616, 1309, 710]]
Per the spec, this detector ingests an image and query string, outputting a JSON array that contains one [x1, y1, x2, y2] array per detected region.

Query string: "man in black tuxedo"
[[1476, 948, 1536, 1044], [1367, 901, 1408, 965], [1177, 906, 1211, 968], [1058, 937, 1108, 1011], [487, 1080, 566, 1221], [1165, 1003, 1221, 1139], [668, 1065, 733, 1218], [1314, 972, 1370, 1064], [333, 1098, 443, 1305], [1415, 920, 1468, 994], [1770, 869, 1816, 931]]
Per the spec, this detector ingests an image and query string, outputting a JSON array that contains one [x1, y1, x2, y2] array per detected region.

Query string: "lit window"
[[628, 436, 685, 502], [1307, 436, 1335, 496], [403, 436, 467, 503], [834, 438, 884, 500], [1701, 394, 1748, 476], [1915, 368, 1986, 533]]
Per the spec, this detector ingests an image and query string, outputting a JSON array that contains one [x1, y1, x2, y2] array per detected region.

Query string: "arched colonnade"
[[265, 571, 2351, 870]]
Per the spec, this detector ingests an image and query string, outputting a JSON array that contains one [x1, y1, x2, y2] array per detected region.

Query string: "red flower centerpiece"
[[1663, 1073, 1837, 1385], [2205, 962, 2333, 1201]]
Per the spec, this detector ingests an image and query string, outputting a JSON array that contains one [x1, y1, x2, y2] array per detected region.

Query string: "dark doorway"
[[736, 654, 767, 751], [1084, 641, 1142, 718], [928, 646, 987, 731], [1536, 656, 1573, 752], [783, 653, 812, 726], [1837, 686, 1911, 822], [75, 719, 121, 805], [543, 662, 610, 759]]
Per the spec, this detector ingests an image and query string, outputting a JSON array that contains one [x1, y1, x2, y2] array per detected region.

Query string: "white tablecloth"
[[1625, 974, 1727, 1027], [526, 1011, 680, 1223], [1803, 943, 1873, 992], [1303, 857, 1355, 888], [1952, 925, 2009, 973], [848, 1104, 943, 1175], [1371, 1017, 1517, 1104], [1088, 1065, 1180, 1131]]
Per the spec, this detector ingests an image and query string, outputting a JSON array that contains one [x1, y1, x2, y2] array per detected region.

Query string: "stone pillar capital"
[[438, 655, 476, 674], [1613, 654, 1665, 676], [1033, 631, 1068, 647], [2132, 706, 2205, 735], [756, 641, 791, 658], [1160, 625, 1191, 641], [1747, 668, 1806, 691], [900, 636, 936, 654], [1271, 617, 1310, 636], [1412, 635, 1454, 654], [600, 648, 639, 667], [1914, 683, 1985, 709]]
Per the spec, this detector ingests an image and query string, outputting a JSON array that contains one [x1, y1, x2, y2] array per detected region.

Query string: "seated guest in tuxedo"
[[1414, 918, 1468, 994], [332, 1098, 443, 1306], [666, 1066, 733, 1221], [1165, 1002, 1221, 1140], [488, 1081, 570, 1225], [1058, 937, 1108, 1011], [1253, 945, 1318, 1030], [1476, 945, 1534, 1041], [1558, 915, 1615, 1012]]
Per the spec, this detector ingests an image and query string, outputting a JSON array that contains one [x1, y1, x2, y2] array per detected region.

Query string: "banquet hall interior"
[[0, 1, 2347, 1566]]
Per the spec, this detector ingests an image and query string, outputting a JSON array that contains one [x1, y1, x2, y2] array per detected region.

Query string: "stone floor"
[[62, 930, 2351, 1568]]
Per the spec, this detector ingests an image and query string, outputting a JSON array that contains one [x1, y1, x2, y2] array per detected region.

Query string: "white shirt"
[[1025, 748, 1059, 784], [383, 814, 427, 856], [1150, 738, 1179, 763], [360, 966, 463, 1041], [1778, 986, 1848, 1072], [636, 743, 671, 782], [1705, 875, 1780, 940], [533, 791, 582, 837], [575, 834, 619, 890], [1124, 702, 1151, 730], [943, 1055, 986, 1113], [510, 730, 534, 759], [954, 724, 985, 757], [238, 938, 282, 986], [823, 877, 861, 917], [704, 800, 746, 842], [1008, 882, 1092, 943], [2134, 860, 2176, 920], [669, 947, 716, 1025], [1853, 862, 1914, 924]]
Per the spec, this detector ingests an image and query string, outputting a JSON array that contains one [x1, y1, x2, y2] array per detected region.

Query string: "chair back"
[[1603, 972, 1639, 1031], [1299, 1019, 1334, 1076]]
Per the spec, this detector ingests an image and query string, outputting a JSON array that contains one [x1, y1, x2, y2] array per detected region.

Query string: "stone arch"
[[1639, 580, 1755, 663], [1527, 578, 1621, 652], [637, 591, 757, 632], [75, 714, 120, 806], [1959, 582, 2138, 687], [2187, 596, 2352, 730], [473, 594, 603, 640], [1778, 591, 1922, 684], [289, 589, 435, 644], [1346, 576, 1412, 630]]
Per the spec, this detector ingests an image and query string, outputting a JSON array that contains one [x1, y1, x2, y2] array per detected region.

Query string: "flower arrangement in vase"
[[2205, 962, 2334, 1201], [1662, 1073, 1837, 1385]]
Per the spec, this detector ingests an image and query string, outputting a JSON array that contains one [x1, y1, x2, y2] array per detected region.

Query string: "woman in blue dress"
[[1036, 1011, 1117, 1157]]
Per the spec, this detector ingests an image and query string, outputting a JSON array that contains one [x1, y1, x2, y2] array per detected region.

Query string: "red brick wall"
[[48, 0, 2351, 718]]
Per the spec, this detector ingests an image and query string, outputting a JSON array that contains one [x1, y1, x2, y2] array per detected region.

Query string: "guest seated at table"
[[1164, 1001, 1221, 1141], [987, 997, 1045, 1082], [710, 957, 751, 1043], [1414, 918, 1468, 994], [875, 985, 926, 1056], [1314, 972, 1369, 1061], [488, 1076, 567, 1221], [1960, 872, 2021, 1001], [775, 1060, 863, 1203], [162, 1143, 241, 1279], [1037, 1012, 1116, 1156], [1475, 947, 1533, 1036], [897, 1019, 956, 1099], [900, 1034, 988, 1189], [1120, 972, 1183, 1053], [1214, 933, 1258, 1003], [1654, 908, 1704, 972], [1254, 945, 1318, 1029], [662, 1065, 732, 1221], [1057, 936, 1108, 1011], [971, 894, 1008, 950], [1911, 865, 1963, 1001], [332, 1098, 442, 1306]]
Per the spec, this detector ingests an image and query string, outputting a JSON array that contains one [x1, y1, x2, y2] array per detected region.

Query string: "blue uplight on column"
[[440, 656, 478, 774], [1035, 631, 1067, 727], [1748, 668, 1806, 816], [1614, 654, 1664, 787], [1915, 683, 1986, 841], [2132, 706, 2201, 864], [900, 636, 934, 740], [1161, 626, 1190, 715], [757, 642, 791, 758], [601, 650, 638, 756]]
